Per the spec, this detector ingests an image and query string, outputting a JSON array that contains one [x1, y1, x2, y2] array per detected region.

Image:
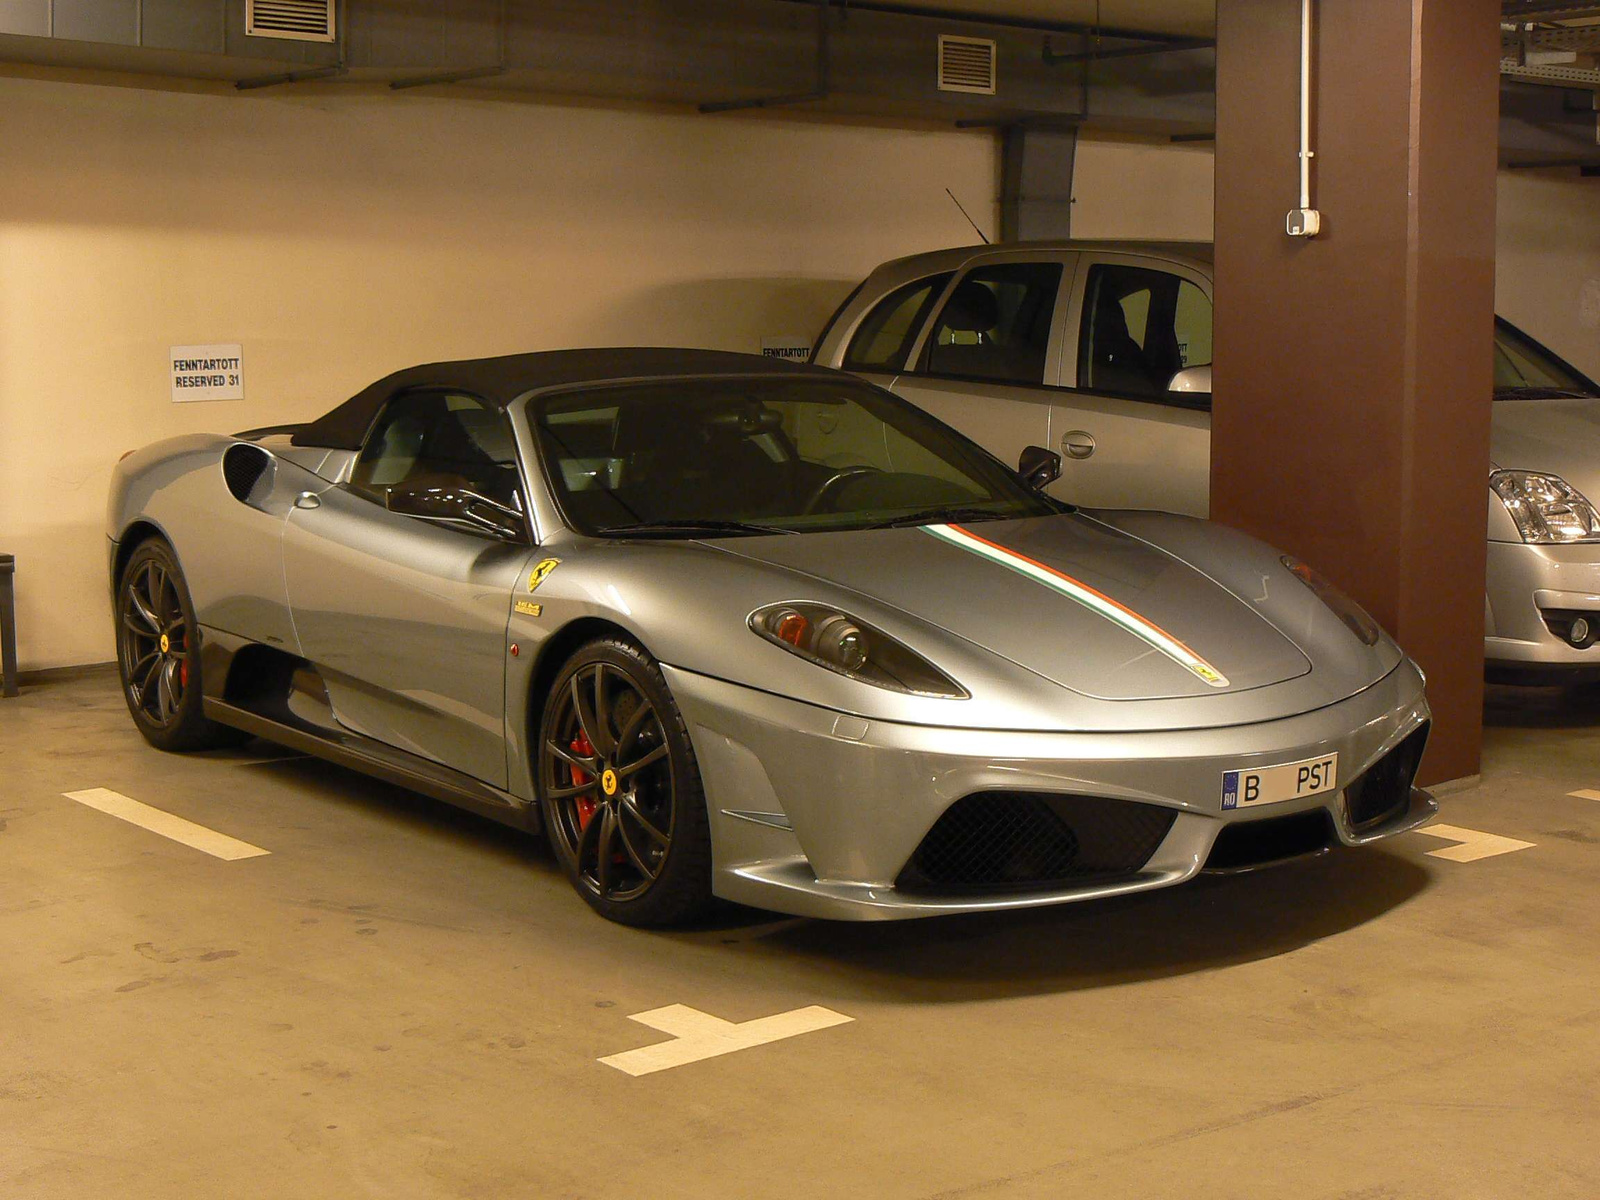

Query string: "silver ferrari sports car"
[[107, 349, 1436, 925]]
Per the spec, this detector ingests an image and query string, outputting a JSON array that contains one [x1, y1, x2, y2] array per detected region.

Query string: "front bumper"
[[665, 662, 1434, 921], [1486, 540, 1600, 675]]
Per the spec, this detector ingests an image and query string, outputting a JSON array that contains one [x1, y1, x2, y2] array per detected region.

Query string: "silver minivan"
[[813, 240, 1600, 680]]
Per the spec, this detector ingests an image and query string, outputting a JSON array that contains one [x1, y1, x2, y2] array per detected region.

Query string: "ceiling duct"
[[937, 34, 996, 94], [246, 0, 337, 43]]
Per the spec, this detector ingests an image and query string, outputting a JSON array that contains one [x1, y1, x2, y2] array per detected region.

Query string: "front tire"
[[537, 638, 713, 927], [116, 539, 244, 752]]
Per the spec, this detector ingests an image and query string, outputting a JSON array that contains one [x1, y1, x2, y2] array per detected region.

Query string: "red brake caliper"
[[570, 731, 597, 831]]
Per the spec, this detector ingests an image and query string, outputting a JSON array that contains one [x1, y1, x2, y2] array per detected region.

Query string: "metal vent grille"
[[896, 792, 1175, 895], [246, 0, 336, 43], [222, 443, 273, 504], [938, 35, 997, 95]]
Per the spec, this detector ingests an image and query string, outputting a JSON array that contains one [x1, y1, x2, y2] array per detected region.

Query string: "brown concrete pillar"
[[1212, 0, 1500, 784]]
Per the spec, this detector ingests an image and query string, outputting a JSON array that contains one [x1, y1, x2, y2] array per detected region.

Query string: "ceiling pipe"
[[392, 0, 509, 91], [781, 0, 1204, 43], [699, 0, 832, 114], [1042, 35, 1213, 65]]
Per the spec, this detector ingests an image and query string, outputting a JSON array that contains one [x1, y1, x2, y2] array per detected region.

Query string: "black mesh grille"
[[1205, 808, 1336, 871], [222, 443, 272, 503], [1345, 723, 1429, 831], [896, 792, 1176, 895]]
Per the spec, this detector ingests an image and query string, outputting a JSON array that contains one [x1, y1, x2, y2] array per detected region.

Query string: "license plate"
[[1221, 752, 1338, 810]]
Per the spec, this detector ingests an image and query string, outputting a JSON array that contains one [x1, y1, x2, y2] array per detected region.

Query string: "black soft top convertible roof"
[[291, 347, 833, 450]]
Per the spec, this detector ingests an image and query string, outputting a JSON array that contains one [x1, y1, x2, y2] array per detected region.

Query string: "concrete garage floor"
[[3, 669, 1598, 1199]]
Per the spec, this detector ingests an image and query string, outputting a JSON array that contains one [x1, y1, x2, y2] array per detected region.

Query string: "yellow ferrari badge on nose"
[[601, 768, 619, 797], [527, 558, 561, 592]]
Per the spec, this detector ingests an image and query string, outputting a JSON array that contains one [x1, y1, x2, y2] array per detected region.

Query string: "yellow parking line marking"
[[599, 1004, 852, 1076], [1414, 823, 1534, 863], [61, 788, 269, 861], [1568, 789, 1600, 802]]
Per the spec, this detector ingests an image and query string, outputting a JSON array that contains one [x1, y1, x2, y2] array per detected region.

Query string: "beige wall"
[[1496, 170, 1600, 380], [7, 73, 1594, 673], [0, 73, 997, 670], [1069, 134, 1216, 242]]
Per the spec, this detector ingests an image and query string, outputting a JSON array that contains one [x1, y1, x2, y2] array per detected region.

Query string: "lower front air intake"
[[895, 791, 1177, 895]]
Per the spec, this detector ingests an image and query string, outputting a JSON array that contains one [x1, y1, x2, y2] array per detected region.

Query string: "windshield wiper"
[[862, 504, 1045, 530], [593, 518, 799, 538]]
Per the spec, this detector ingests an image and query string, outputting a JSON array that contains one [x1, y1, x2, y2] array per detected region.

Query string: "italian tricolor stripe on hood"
[[920, 522, 1231, 689]]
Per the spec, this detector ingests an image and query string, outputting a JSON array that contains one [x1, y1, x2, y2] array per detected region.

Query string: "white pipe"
[[1299, 0, 1313, 211]]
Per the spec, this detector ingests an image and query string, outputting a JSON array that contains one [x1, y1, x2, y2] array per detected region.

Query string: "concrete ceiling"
[[865, 0, 1216, 39]]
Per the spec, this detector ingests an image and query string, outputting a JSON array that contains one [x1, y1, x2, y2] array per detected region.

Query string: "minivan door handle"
[[1061, 430, 1097, 460]]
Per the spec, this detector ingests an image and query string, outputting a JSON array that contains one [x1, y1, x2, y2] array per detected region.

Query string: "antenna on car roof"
[[945, 188, 990, 245]]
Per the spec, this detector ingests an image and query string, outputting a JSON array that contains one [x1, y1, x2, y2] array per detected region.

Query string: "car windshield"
[[1494, 320, 1599, 398], [530, 376, 1064, 537]]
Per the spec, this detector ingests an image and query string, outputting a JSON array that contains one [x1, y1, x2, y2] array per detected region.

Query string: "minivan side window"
[[1079, 264, 1213, 399], [921, 261, 1064, 386], [348, 389, 523, 512], [842, 272, 953, 373]]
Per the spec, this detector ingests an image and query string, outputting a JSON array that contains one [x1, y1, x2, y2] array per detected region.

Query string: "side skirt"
[[203, 697, 536, 832]]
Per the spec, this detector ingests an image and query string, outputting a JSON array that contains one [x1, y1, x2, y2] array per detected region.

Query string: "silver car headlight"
[[1282, 557, 1382, 646], [749, 602, 968, 698], [1491, 470, 1600, 544]]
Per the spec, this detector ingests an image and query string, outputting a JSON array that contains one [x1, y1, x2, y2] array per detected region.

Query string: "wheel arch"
[[111, 520, 172, 597], [525, 616, 646, 737]]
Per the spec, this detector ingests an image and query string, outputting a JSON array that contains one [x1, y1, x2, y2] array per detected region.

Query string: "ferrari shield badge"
[[528, 558, 561, 593]]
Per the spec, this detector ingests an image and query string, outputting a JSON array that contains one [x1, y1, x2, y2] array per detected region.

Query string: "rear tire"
[[116, 539, 247, 752], [537, 637, 714, 927]]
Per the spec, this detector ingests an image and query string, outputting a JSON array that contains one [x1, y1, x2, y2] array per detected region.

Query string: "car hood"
[[1492, 396, 1600, 497], [711, 514, 1312, 701]]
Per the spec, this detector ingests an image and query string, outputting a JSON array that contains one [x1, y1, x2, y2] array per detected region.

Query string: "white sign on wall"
[[170, 344, 244, 403], [760, 336, 812, 364]]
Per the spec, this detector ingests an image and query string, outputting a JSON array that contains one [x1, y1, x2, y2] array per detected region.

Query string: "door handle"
[[294, 491, 322, 510], [1061, 430, 1097, 460]]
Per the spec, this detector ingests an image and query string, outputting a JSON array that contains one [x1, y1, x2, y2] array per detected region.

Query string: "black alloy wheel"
[[538, 638, 712, 926], [116, 539, 244, 751]]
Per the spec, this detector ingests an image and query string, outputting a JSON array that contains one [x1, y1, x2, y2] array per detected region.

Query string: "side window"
[[842, 272, 953, 373], [348, 390, 523, 511], [1079, 264, 1213, 399], [1173, 280, 1213, 371], [921, 261, 1064, 385]]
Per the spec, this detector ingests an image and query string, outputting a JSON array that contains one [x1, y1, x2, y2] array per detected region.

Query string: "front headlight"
[[1491, 470, 1600, 544], [1282, 557, 1382, 646], [749, 602, 968, 698]]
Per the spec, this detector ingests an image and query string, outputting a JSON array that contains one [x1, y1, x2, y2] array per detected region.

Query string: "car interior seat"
[[606, 399, 787, 523], [1089, 291, 1158, 396], [353, 415, 427, 488], [927, 280, 1004, 379]]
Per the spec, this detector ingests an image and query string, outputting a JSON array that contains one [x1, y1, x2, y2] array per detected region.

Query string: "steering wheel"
[[803, 466, 882, 515]]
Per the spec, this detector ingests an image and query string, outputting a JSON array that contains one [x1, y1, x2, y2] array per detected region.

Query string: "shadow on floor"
[[231, 741, 1433, 1006], [684, 848, 1434, 1004], [1484, 681, 1600, 730], [238, 748, 555, 872]]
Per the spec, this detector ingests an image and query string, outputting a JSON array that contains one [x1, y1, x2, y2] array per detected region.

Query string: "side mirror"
[[1168, 365, 1212, 395], [387, 482, 526, 542], [1018, 445, 1062, 490]]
